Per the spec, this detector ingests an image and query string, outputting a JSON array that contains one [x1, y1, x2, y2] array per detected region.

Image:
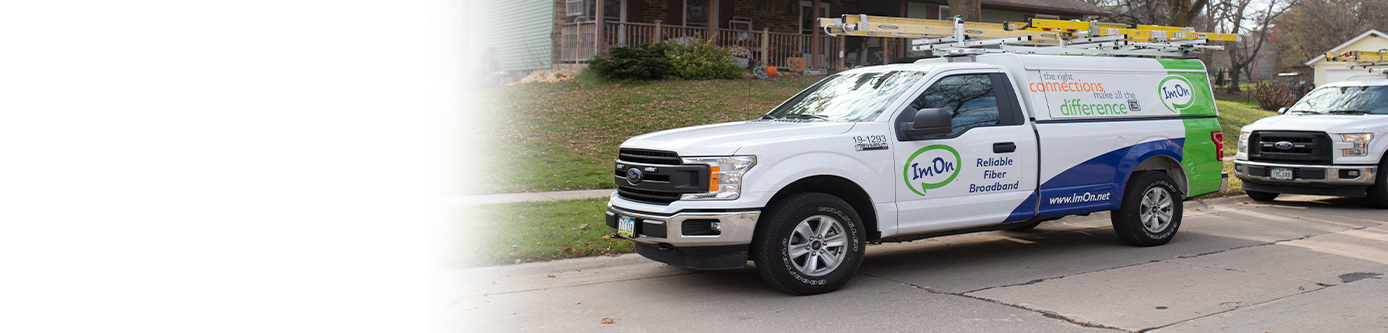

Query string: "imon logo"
[[902, 145, 961, 196], [1158, 75, 1196, 113]]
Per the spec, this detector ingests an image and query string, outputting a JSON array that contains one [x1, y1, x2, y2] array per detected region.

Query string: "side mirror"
[[899, 108, 952, 140], [1277, 107, 1288, 115]]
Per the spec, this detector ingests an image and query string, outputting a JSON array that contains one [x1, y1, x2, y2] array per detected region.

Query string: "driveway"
[[432, 195, 1388, 332]]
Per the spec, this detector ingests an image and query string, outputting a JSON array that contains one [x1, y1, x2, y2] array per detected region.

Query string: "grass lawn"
[[467, 76, 822, 194], [437, 198, 629, 267], [1213, 91, 1278, 157]]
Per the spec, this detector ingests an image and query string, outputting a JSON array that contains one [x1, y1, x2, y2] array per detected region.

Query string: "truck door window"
[[908, 74, 1000, 138]]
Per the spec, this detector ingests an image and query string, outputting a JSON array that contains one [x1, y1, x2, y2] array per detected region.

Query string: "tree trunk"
[[1167, 0, 1210, 27], [947, 0, 982, 22], [1227, 65, 1244, 92]]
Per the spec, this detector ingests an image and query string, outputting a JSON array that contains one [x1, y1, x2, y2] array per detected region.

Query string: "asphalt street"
[[432, 194, 1388, 332]]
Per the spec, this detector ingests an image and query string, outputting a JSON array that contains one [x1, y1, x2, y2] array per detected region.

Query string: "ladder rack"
[[818, 14, 1237, 58], [1325, 50, 1388, 72]]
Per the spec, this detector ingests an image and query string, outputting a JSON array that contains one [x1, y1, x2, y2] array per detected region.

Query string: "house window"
[[1033, 14, 1059, 20], [586, 0, 623, 21], [566, 0, 584, 17], [685, 0, 708, 27], [729, 17, 753, 30], [939, 6, 951, 19], [799, 1, 831, 34]]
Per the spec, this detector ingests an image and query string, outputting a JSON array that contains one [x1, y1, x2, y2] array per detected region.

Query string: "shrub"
[[1250, 81, 1300, 111], [587, 44, 671, 80], [665, 39, 743, 80], [1215, 68, 1226, 87]]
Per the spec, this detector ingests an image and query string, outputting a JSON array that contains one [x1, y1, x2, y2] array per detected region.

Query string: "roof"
[[1304, 30, 1388, 66], [982, 0, 1110, 16]]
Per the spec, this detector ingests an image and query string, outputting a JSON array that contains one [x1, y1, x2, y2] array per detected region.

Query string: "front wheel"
[[1367, 157, 1388, 209], [1111, 171, 1183, 246], [752, 193, 866, 295]]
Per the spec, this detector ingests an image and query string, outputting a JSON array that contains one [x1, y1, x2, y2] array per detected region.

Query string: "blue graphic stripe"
[[1005, 191, 1038, 222], [1007, 138, 1186, 220]]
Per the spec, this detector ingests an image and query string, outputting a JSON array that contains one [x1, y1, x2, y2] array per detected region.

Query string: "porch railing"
[[561, 21, 843, 71]]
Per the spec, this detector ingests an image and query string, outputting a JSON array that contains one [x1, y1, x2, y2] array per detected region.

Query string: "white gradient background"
[[1, 1, 467, 331]]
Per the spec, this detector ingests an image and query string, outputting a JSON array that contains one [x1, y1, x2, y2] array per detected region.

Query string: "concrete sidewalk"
[[440, 189, 614, 205]]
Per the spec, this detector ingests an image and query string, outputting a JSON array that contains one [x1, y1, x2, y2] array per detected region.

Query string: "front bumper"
[[1232, 160, 1378, 185], [1233, 160, 1378, 196], [606, 203, 761, 270], [605, 203, 760, 247]]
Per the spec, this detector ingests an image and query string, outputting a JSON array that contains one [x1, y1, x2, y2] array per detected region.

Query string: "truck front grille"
[[1248, 131, 1332, 165], [614, 149, 707, 205], [619, 149, 682, 165], [617, 186, 683, 205]]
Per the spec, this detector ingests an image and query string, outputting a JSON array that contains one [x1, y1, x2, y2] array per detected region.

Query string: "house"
[[466, 0, 556, 82], [552, 0, 1108, 71], [1304, 29, 1388, 86]]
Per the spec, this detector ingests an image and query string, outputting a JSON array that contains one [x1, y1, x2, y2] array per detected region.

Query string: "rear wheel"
[[1112, 171, 1183, 246], [1367, 157, 1388, 209], [1245, 190, 1280, 202], [752, 193, 865, 295]]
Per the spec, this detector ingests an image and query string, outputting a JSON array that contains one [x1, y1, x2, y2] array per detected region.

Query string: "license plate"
[[618, 215, 636, 237], [1270, 167, 1293, 180]]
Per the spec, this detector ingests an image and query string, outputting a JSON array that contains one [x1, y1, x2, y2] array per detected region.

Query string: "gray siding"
[[466, 0, 553, 72]]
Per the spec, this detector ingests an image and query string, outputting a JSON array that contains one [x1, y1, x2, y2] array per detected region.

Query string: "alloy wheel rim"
[[1139, 186, 1174, 233], [787, 215, 848, 277]]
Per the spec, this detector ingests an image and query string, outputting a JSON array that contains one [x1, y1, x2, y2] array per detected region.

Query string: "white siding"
[[465, 0, 553, 72]]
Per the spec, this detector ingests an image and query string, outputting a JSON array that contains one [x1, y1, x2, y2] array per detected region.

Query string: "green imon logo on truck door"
[[1158, 75, 1196, 113], [903, 145, 961, 196]]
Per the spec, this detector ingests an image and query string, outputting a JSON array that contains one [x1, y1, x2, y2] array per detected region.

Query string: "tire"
[[1111, 171, 1184, 247], [752, 193, 866, 295], [1367, 157, 1388, 209], [1005, 220, 1044, 231], [1244, 190, 1280, 202]]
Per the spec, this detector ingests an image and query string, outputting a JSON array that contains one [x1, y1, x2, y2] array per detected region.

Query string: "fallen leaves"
[[507, 71, 579, 86], [547, 274, 556, 278], [600, 317, 615, 324]]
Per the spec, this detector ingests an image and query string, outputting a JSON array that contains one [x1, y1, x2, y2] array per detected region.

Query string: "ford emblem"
[[1274, 141, 1293, 150], [626, 168, 644, 185]]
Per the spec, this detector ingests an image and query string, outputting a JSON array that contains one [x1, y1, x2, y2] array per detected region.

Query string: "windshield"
[[1286, 85, 1388, 115], [764, 71, 925, 122]]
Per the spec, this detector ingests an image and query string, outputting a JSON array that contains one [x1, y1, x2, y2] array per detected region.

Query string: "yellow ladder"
[[817, 14, 1236, 57], [1325, 50, 1388, 63]]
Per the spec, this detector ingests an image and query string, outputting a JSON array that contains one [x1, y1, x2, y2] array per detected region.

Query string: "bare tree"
[[1097, 0, 1211, 26], [947, 0, 982, 22], [1169, 0, 1211, 26], [1209, 0, 1296, 92]]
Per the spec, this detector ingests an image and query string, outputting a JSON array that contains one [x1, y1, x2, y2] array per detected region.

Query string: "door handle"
[[993, 142, 1016, 153]]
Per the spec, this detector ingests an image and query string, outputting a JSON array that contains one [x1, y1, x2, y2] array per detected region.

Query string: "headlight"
[[1341, 133, 1373, 142], [1341, 133, 1373, 156], [680, 156, 756, 200], [1237, 131, 1250, 153]]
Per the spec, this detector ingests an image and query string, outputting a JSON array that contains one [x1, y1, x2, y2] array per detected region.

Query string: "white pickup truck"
[[1233, 75, 1388, 208], [606, 53, 1224, 294]]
